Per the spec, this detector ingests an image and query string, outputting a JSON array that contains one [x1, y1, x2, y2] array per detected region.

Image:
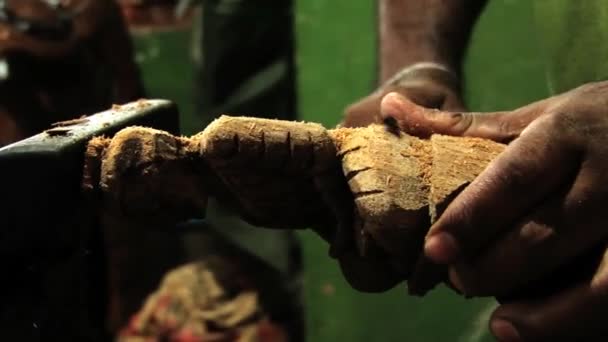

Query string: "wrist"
[[378, 0, 486, 84], [378, 0, 459, 83], [380, 48, 457, 83], [380, 62, 460, 94], [379, 31, 458, 83]]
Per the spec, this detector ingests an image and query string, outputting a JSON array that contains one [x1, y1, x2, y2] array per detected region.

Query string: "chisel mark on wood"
[[353, 189, 384, 199], [345, 167, 372, 182]]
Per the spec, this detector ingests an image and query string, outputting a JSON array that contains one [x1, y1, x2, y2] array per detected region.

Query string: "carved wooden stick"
[[83, 116, 505, 293]]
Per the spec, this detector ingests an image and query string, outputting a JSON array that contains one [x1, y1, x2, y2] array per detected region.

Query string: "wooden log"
[[84, 116, 506, 293]]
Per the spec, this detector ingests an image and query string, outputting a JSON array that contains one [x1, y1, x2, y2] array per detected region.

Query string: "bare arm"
[[379, 0, 488, 82], [342, 0, 487, 127]]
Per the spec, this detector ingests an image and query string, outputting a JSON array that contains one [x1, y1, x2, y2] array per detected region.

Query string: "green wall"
[[133, 0, 549, 340]]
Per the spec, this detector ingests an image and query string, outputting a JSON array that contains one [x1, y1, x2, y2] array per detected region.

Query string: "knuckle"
[[518, 221, 556, 249], [545, 110, 592, 148], [517, 117, 571, 160], [495, 117, 520, 141], [544, 110, 574, 132]]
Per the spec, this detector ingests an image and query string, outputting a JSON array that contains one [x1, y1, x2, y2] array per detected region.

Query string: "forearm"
[[378, 0, 487, 82]]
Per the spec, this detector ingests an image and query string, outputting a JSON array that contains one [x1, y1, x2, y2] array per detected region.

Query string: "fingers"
[[423, 114, 582, 265], [341, 82, 465, 128], [448, 157, 608, 296], [380, 92, 543, 142], [489, 248, 608, 341]]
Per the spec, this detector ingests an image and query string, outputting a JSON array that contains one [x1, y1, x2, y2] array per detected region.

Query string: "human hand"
[[381, 81, 608, 340], [341, 64, 464, 128]]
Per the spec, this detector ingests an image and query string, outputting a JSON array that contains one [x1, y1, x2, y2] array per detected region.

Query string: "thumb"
[[380, 92, 543, 143]]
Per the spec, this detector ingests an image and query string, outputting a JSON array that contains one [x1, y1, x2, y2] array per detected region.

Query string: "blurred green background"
[[132, 0, 549, 340]]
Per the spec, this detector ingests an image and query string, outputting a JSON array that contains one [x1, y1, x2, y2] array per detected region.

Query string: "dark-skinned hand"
[[381, 81, 608, 342], [341, 76, 465, 128]]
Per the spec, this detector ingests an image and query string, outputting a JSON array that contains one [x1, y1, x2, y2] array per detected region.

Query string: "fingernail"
[[424, 232, 459, 264], [490, 319, 521, 342]]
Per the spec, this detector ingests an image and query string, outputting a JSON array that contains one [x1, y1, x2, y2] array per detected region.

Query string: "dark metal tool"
[[0, 99, 179, 341]]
